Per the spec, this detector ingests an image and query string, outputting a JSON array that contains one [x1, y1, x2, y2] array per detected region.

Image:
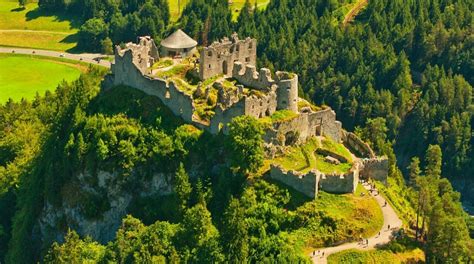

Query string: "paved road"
[[0, 47, 111, 68], [311, 182, 403, 264]]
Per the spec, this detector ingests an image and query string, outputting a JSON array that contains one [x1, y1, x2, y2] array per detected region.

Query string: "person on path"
[[388, 224, 391, 230]]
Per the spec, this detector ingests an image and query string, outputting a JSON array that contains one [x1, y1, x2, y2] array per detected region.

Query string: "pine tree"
[[174, 163, 192, 214], [408, 156, 421, 187], [425, 144, 442, 179]]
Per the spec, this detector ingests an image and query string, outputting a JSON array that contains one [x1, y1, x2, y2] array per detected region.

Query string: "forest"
[[1, 0, 473, 262]]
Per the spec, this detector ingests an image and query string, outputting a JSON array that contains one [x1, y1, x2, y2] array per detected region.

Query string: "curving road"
[[0, 47, 112, 68], [311, 182, 403, 264]]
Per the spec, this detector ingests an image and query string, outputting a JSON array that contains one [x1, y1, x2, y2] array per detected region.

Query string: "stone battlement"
[[269, 161, 360, 198]]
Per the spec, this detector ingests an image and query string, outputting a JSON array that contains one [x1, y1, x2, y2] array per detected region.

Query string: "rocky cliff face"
[[35, 169, 173, 245]]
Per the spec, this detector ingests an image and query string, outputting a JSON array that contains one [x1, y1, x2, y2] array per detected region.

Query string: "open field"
[[0, 54, 82, 103], [168, 0, 270, 21], [0, 0, 78, 51]]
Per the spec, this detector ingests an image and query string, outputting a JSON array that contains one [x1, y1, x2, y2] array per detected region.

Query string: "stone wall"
[[308, 108, 342, 143], [232, 63, 275, 91], [264, 108, 342, 146], [319, 162, 360, 194], [360, 157, 389, 183], [115, 36, 159, 73], [232, 63, 299, 113], [199, 33, 257, 80], [341, 130, 375, 158], [269, 165, 319, 198], [111, 49, 195, 123], [269, 162, 360, 198]]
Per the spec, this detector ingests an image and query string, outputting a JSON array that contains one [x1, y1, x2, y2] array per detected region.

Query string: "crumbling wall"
[[209, 100, 246, 134], [308, 109, 342, 143], [319, 162, 359, 194], [111, 50, 194, 123], [115, 36, 159, 73], [200, 34, 257, 80], [232, 63, 274, 91], [232, 63, 299, 114], [341, 130, 375, 158], [263, 108, 342, 146], [243, 92, 277, 119], [264, 114, 310, 145], [269, 162, 361, 198], [360, 157, 389, 184], [269, 165, 319, 198]]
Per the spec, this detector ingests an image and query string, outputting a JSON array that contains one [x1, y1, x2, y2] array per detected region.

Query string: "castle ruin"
[[199, 33, 257, 80], [103, 31, 388, 198]]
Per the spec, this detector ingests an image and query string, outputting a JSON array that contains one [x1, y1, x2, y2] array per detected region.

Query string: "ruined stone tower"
[[199, 33, 257, 80], [275, 72, 298, 113]]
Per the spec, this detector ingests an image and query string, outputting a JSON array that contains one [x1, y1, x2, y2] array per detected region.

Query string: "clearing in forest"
[[168, 0, 270, 22]]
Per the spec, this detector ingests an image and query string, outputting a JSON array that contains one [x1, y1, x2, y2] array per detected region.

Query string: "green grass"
[[229, 0, 270, 21], [0, 54, 81, 103], [328, 248, 425, 264], [321, 138, 354, 163], [328, 249, 400, 264], [291, 184, 384, 250], [0, 0, 78, 50], [168, 0, 189, 22], [259, 110, 299, 127], [273, 137, 354, 174], [167, 0, 270, 22]]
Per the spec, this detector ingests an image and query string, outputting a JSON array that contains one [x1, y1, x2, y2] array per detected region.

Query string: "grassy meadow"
[[0, 0, 78, 50], [291, 184, 384, 251], [0, 54, 82, 103], [168, 0, 270, 22]]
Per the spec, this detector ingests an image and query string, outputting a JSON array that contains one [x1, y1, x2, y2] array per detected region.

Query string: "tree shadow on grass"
[[25, 7, 83, 29], [10, 7, 26, 12]]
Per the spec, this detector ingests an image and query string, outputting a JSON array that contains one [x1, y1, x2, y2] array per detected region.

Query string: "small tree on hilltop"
[[227, 115, 265, 175]]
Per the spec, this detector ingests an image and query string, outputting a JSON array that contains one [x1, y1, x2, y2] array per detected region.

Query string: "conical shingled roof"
[[161, 29, 197, 49]]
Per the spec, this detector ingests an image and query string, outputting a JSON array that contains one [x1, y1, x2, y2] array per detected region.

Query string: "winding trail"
[[0, 47, 111, 68], [342, 0, 368, 27], [311, 182, 402, 264]]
